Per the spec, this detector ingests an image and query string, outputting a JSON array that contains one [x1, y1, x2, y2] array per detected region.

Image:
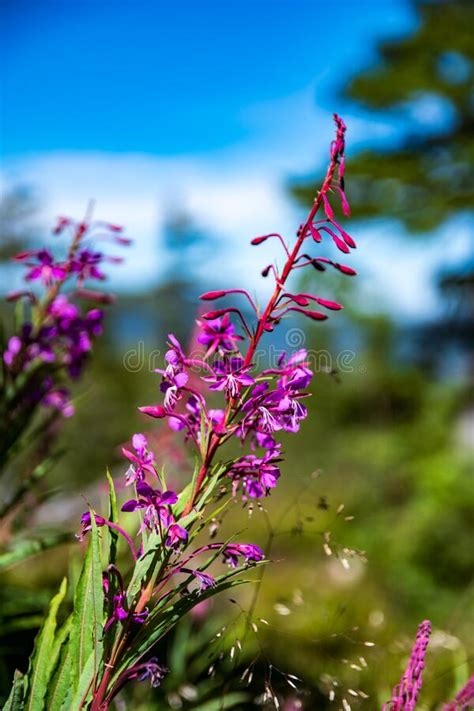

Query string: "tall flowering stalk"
[[383, 621, 432, 711], [0, 213, 129, 463], [7, 115, 358, 711], [0, 213, 129, 529], [382, 620, 474, 711]]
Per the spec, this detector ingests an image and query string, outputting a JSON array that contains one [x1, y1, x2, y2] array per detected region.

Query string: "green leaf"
[[70, 514, 104, 694], [126, 532, 165, 604], [3, 670, 26, 711], [105, 468, 118, 567], [70, 650, 97, 710], [46, 618, 73, 711], [24, 577, 68, 711], [0, 532, 71, 570]]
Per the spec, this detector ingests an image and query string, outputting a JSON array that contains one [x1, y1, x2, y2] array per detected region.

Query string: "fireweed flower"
[[163, 333, 188, 373], [121, 481, 179, 535], [383, 620, 432, 711], [104, 590, 149, 631], [166, 522, 189, 549], [160, 370, 189, 410], [193, 570, 216, 592], [42, 387, 75, 417], [3, 335, 22, 367], [222, 543, 265, 568], [125, 658, 167, 688], [197, 313, 243, 356], [167, 395, 201, 434], [204, 356, 255, 399], [229, 446, 282, 499], [71, 248, 107, 283], [122, 433, 156, 485], [78, 511, 107, 540], [19, 249, 67, 285]]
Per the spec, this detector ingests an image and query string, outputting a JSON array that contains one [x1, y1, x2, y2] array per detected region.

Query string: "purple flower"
[[77, 511, 106, 540], [127, 658, 167, 688], [193, 570, 216, 592], [222, 543, 265, 568], [160, 370, 189, 409], [42, 388, 75, 417], [48, 294, 80, 321], [85, 308, 104, 337], [21, 249, 66, 286], [197, 313, 243, 356], [230, 447, 282, 500], [104, 590, 148, 631], [122, 433, 156, 485], [239, 356, 311, 437], [204, 356, 254, 399], [168, 395, 201, 433], [3, 336, 22, 366], [166, 523, 188, 549], [103, 570, 149, 631], [152, 335, 193, 412], [163, 333, 188, 373], [71, 249, 106, 283], [383, 620, 432, 711], [274, 349, 313, 390], [122, 481, 178, 534]]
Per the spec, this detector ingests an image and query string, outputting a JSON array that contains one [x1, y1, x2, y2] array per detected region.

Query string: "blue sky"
[[1, 0, 413, 157], [1, 0, 470, 319]]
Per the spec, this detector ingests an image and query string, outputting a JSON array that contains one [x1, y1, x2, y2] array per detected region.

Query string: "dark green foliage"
[[292, 0, 474, 233]]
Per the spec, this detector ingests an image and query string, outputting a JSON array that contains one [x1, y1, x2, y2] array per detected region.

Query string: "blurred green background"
[[1, 1, 473, 708]]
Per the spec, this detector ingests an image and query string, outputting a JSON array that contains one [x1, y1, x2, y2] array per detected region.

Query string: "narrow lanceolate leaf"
[[126, 531, 165, 604], [105, 468, 118, 567], [70, 513, 104, 693], [24, 577, 68, 711], [47, 643, 72, 711], [70, 650, 98, 710], [4, 670, 25, 711], [46, 618, 73, 711]]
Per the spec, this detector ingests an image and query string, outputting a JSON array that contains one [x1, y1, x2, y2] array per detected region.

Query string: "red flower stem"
[[184, 120, 343, 514]]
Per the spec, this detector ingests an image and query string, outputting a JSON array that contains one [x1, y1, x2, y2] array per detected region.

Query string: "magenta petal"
[[168, 416, 185, 431], [132, 433, 148, 451], [136, 481, 154, 497], [174, 372, 189, 388], [161, 490, 178, 505], [121, 499, 141, 512], [25, 266, 42, 281], [121, 447, 138, 464]]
